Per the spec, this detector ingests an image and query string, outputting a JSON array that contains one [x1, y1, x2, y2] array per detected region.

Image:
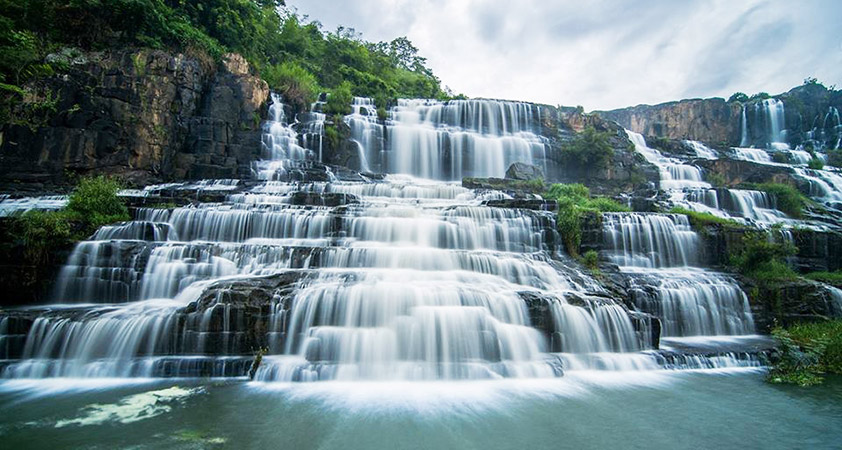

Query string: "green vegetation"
[[731, 232, 797, 282], [65, 175, 130, 233], [749, 182, 809, 219], [706, 172, 727, 188], [669, 207, 747, 231], [581, 249, 600, 273], [771, 152, 791, 164], [769, 320, 842, 386], [560, 126, 615, 170], [12, 175, 130, 266], [545, 183, 629, 256], [1, 1, 450, 123], [805, 271, 842, 286], [728, 92, 749, 103], [807, 158, 824, 170]]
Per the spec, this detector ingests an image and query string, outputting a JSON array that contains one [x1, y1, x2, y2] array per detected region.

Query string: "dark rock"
[[505, 162, 544, 181]]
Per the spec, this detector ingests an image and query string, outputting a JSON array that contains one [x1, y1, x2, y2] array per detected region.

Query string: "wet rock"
[[506, 162, 544, 181], [743, 278, 842, 332]]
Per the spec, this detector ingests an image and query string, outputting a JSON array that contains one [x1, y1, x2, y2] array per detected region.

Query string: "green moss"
[[669, 207, 747, 231], [769, 320, 842, 386]]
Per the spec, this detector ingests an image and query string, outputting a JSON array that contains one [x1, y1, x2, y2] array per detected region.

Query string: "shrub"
[[769, 320, 842, 386], [581, 249, 599, 271], [15, 210, 73, 265], [706, 172, 727, 188], [324, 81, 353, 116], [66, 175, 130, 234], [545, 183, 629, 256], [728, 92, 749, 103], [561, 126, 615, 170], [808, 158, 824, 170], [731, 231, 797, 281], [262, 61, 321, 113]]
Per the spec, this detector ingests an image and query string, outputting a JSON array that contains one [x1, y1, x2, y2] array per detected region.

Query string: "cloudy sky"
[[288, 0, 841, 111]]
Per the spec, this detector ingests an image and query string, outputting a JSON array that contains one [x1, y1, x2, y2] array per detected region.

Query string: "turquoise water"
[[1, 370, 841, 449]]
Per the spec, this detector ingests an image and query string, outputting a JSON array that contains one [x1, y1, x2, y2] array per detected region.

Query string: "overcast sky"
[[288, 0, 841, 111]]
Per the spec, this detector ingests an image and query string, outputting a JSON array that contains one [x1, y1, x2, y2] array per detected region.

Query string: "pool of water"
[[1, 370, 841, 449]]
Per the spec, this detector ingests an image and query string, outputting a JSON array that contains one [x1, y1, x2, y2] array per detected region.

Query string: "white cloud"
[[288, 0, 842, 110]]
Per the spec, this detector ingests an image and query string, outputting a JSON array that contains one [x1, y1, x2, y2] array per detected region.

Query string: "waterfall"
[[684, 140, 718, 159], [740, 104, 750, 147], [756, 98, 788, 149], [384, 99, 547, 180], [626, 131, 710, 190], [345, 97, 383, 173], [731, 148, 772, 163]]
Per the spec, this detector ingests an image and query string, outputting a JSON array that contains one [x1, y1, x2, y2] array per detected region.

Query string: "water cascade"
[[382, 99, 548, 180]]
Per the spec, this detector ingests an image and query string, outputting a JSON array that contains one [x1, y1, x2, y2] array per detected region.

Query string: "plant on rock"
[[545, 183, 628, 257]]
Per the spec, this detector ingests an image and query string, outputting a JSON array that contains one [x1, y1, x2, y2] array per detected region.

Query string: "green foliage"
[[262, 60, 321, 113], [669, 207, 747, 231], [0, 1, 447, 124], [706, 171, 727, 188], [731, 232, 798, 282], [804, 271, 842, 286], [807, 158, 825, 170], [545, 183, 629, 256], [769, 320, 842, 386], [66, 175, 130, 234], [753, 183, 809, 218], [581, 249, 599, 272], [324, 81, 354, 116], [728, 92, 749, 103], [771, 152, 791, 164], [749, 92, 771, 101], [561, 126, 615, 169], [15, 210, 73, 265]]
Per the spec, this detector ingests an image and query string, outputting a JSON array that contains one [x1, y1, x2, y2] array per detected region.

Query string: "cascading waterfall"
[[0, 94, 773, 384], [383, 99, 548, 180], [345, 97, 384, 173], [756, 98, 788, 149], [739, 104, 750, 147], [618, 131, 758, 338], [684, 140, 718, 159]]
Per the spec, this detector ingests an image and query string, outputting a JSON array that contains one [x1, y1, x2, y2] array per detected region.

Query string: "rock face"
[[596, 84, 842, 149], [597, 98, 741, 146], [744, 279, 842, 332], [0, 50, 269, 188], [506, 162, 544, 180]]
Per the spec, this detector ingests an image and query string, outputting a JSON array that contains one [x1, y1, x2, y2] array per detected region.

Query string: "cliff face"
[[0, 50, 269, 189], [597, 84, 842, 149], [597, 98, 742, 146]]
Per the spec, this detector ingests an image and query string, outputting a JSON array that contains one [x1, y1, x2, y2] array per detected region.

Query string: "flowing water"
[[2, 95, 840, 447]]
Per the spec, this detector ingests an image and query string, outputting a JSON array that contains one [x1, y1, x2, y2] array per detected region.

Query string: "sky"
[[287, 0, 842, 111]]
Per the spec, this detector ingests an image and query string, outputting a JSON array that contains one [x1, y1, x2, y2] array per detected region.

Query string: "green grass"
[[769, 320, 842, 386], [669, 207, 747, 231], [805, 271, 842, 286]]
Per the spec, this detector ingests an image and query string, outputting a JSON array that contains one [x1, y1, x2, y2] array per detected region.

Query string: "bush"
[[731, 231, 797, 281], [728, 92, 749, 103], [66, 175, 130, 234], [808, 158, 824, 170], [769, 320, 842, 386], [545, 183, 629, 256], [753, 183, 808, 219], [561, 126, 615, 169], [706, 172, 727, 188], [581, 249, 599, 271], [262, 61, 321, 113], [324, 81, 353, 116], [15, 210, 73, 265]]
